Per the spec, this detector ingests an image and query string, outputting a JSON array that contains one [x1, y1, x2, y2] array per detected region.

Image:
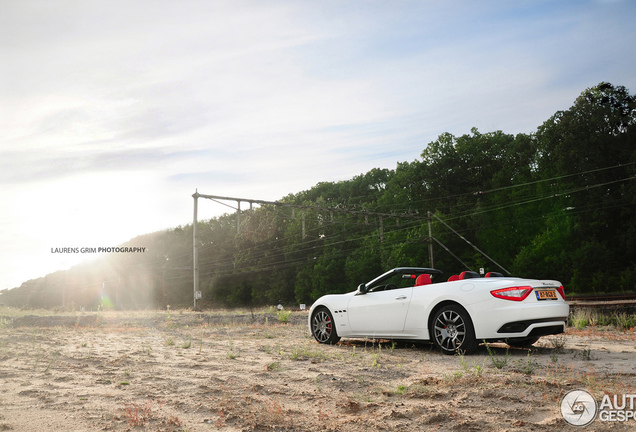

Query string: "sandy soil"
[[0, 310, 635, 432]]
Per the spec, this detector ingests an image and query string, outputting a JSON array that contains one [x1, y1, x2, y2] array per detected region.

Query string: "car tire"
[[506, 337, 540, 348], [311, 307, 340, 345], [431, 304, 478, 355]]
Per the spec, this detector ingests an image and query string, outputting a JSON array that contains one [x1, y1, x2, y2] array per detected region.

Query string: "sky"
[[1, 0, 635, 291]]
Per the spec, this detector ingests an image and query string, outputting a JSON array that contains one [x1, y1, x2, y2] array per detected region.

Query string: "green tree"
[[518, 82, 636, 292]]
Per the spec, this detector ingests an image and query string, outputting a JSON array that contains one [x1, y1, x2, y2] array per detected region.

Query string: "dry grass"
[[0, 308, 634, 431]]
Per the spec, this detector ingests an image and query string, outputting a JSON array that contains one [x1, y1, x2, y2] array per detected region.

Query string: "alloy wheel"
[[312, 309, 334, 343], [434, 309, 466, 353]]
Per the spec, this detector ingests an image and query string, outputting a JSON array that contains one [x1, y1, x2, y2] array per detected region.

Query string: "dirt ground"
[[0, 310, 635, 432]]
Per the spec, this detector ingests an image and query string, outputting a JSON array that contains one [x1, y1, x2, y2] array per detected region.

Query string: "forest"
[[2, 82, 635, 310]]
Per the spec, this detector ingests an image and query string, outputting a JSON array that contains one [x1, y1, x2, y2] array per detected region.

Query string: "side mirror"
[[357, 283, 367, 294]]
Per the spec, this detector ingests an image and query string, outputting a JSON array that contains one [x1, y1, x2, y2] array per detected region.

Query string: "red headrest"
[[414, 274, 432, 286]]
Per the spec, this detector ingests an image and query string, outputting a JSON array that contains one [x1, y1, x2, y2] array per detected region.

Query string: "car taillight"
[[556, 285, 565, 299], [490, 286, 532, 301]]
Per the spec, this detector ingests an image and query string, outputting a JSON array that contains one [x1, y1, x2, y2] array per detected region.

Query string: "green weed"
[[370, 353, 381, 368], [266, 361, 281, 371], [484, 342, 511, 369], [276, 308, 292, 324], [443, 371, 464, 382], [182, 337, 192, 349], [615, 312, 636, 330], [514, 351, 539, 375], [547, 334, 566, 351], [577, 346, 594, 361], [569, 309, 636, 330], [226, 341, 241, 359], [289, 345, 327, 361], [570, 309, 590, 330], [458, 350, 485, 376], [388, 341, 398, 354], [44, 350, 61, 373]]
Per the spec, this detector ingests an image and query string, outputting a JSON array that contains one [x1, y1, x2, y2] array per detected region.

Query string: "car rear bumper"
[[470, 300, 569, 339], [497, 317, 568, 334]]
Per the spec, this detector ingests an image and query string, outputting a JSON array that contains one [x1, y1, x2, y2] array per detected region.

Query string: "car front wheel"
[[431, 305, 478, 355], [311, 307, 340, 344]]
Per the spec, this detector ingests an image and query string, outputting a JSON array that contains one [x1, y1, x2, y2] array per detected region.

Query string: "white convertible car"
[[308, 267, 569, 354]]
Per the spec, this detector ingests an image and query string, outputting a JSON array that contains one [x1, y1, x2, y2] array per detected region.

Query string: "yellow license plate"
[[535, 289, 557, 300]]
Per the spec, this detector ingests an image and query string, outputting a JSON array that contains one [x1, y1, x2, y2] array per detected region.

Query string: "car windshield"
[[368, 271, 428, 292]]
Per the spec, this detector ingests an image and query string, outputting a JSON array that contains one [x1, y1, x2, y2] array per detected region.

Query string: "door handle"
[[395, 295, 407, 300]]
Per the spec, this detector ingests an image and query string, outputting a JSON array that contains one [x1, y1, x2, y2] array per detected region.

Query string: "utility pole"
[[191, 191, 429, 308], [237, 200, 241, 235], [427, 211, 434, 268], [192, 190, 199, 310], [302, 210, 306, 239], [379, 216, 384, 242]]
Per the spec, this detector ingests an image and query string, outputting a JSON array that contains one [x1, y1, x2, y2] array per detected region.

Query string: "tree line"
[[2, 82, 635, 310]]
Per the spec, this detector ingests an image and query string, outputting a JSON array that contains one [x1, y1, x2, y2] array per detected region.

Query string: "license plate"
[[535, 289, 557, 300]]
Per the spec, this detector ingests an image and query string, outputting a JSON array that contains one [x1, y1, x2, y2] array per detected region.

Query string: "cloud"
[[1, 0, 636, 290]]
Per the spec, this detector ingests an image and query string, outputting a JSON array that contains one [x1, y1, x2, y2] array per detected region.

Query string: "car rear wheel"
[[431, 305, 478, 355], [311, 307, 340, 344]]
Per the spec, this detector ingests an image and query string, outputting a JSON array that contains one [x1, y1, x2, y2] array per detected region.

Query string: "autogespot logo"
[[561, 389, 597, 427]]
